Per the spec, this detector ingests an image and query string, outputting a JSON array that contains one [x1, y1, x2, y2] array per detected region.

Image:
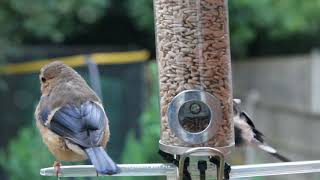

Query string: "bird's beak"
[[40, 85, 44, 93], [233, 99, 241, 104], [41, 84, 48, 94]]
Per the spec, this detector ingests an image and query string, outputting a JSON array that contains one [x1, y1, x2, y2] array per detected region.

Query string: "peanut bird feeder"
[[41, 0, 320, 179]]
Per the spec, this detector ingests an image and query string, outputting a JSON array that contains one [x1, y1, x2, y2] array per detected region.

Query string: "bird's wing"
[[40, 101, 107, 148], [240, 111, 255, 128], [240, 111, 265, 143]]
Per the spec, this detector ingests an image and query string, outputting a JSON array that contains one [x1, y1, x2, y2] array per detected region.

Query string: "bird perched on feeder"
[[35, 61, 120, 175], [233, 99, 291, 162]]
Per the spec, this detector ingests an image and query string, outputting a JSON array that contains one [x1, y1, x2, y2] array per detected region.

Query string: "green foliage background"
[[119, 63, 163, 180], [0, 0, 319, 59], [0, 126, 56, 180], [126, 0, 320, 56], [0, 0, 109, 43]]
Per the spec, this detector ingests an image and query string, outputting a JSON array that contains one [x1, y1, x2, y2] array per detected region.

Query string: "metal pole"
[[85, 55, 103, 101], [41, 160, 320, 178], [41, 164, 176, 177]]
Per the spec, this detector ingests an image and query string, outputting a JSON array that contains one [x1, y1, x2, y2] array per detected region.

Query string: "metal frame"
[[40, 160, 320, 178], [178, 147, 225, 180]]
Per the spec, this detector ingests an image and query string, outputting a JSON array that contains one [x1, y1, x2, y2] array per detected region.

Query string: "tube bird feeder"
[[154, 0, 234, 155]]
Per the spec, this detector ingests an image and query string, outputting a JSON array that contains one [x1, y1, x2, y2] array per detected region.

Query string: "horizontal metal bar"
[[41, 164, 177, 177], [40, 160, 320, 178], [232, 160, 320, 178]]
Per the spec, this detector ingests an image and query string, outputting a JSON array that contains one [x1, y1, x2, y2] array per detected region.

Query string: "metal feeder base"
[[159, 140, 234, 156]]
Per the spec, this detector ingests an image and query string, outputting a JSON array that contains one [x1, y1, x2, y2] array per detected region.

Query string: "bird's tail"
[[85, 147, 120, 175], [257, 143, 291, 162], [270, 152, 291, 162]]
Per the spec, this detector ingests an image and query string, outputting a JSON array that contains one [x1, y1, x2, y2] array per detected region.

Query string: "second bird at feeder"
[[233, 99, 291, 162]]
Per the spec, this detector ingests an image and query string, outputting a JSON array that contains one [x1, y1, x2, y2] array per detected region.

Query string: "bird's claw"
[[53, 161, 62, 179]]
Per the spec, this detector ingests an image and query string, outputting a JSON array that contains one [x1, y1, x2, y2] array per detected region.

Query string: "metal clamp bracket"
[[178, 147, 226, 180]]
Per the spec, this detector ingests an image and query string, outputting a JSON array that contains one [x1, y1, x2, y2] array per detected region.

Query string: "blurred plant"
[[126, 0, 154, 35], [119, 62, 163, 180], [0, 0, 319, 58], [0, 125, 56, 180], [0, 123, 92, 180], [229, 0, 320, 56], [0, 0, 109, 43], [126, 0, 320, 57]]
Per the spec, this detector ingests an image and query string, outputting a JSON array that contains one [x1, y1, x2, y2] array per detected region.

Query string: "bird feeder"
[[154, 0, 234, 155]]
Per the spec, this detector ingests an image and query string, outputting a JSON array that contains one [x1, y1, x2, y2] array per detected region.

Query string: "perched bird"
[[35, 61, 120, 175], [233, 99, 291, 162]]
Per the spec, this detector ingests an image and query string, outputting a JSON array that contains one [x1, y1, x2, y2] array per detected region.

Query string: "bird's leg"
[[53, 160, 62, 179]]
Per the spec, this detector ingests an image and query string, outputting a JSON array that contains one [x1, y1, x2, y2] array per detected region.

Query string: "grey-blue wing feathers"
[[39, 101, 119, 174], [41, 101, 106, 147]]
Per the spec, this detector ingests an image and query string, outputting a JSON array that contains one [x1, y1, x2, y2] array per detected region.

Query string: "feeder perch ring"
[[167, 89, 223, 144]]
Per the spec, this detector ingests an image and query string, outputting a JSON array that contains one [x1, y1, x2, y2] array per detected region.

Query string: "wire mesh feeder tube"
[[40, 160, 320, 178], [154, 0, 234, 154]]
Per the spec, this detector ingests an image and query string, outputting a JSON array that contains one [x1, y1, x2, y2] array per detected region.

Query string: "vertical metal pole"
[[311, 49, 320, 113], [85, 55, 103, 101]]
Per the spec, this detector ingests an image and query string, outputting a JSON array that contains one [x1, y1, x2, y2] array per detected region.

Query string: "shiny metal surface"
[[41, 164, 177, 177], [178, 147, 225, 180], [41, 160, 320, 178], [167, 90, 222, 144], [159, 140, 233, 155]]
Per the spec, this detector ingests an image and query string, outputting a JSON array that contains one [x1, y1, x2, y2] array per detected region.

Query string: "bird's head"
[[39, 61, 81, 95], [232, 98, 242, 116]]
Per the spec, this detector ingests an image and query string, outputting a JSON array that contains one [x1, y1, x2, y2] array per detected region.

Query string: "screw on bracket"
[[190, 103, 201, 114]]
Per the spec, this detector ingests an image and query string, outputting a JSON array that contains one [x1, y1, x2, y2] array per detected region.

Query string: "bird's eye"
[[41, 77, 46, 83]]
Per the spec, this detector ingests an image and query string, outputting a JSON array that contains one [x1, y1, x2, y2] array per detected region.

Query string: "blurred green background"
[[0, 0, 320, 180]]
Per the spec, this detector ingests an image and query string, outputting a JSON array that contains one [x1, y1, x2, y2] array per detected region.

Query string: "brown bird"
[[35, 61, 119, 175]]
